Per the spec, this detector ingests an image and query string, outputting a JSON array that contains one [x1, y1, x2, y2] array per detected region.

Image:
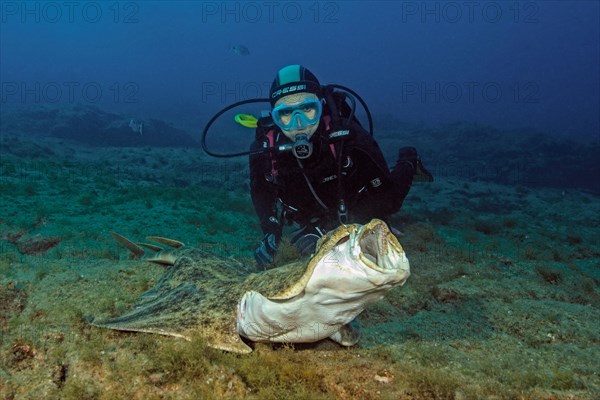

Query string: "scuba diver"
[[249, 65, 433, 268]]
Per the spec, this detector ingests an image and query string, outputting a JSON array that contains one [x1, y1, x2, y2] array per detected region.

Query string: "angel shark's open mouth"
[[354, 220, 409, 273], [236, 219, 410, 345]]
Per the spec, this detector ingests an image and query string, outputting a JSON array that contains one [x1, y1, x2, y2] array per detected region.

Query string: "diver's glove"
[[254, 217, 281, 268], [397, 146, 433, 182], [254, 233, 279, 268], [291, 224, 325, 256]]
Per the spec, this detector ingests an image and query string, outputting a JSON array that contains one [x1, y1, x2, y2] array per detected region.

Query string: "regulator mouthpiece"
[[292, 134, 312, 159]]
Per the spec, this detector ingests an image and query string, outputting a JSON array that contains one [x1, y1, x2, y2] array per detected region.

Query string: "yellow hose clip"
[[234, 113, 258, 128]]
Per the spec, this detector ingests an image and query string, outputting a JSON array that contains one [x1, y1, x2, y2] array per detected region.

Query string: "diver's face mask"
[[272, 96, 322, 134], [272, 94, 322, 159]]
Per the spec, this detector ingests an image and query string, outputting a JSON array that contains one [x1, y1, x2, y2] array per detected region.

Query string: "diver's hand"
[[397, 146, 418, 171], [397, 146, 433, 182], [291, 224, 325, 256], [254, 233, 279, 268]]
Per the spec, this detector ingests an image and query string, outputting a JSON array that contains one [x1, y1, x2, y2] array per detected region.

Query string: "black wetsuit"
[[249, 116, 415, 236]]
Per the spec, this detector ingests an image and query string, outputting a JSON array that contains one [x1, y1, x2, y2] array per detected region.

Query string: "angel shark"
[[91, 219, 410, 353]]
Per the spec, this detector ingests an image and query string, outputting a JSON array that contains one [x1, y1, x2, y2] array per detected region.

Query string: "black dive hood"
[[201, 84, 373, 159]]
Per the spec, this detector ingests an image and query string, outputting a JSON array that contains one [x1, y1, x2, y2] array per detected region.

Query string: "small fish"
[[129, 119, 143, 136], [230, 44, 250, 56]]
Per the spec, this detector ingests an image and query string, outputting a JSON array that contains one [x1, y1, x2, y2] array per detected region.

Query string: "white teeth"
[[380, 229, 388, 255]]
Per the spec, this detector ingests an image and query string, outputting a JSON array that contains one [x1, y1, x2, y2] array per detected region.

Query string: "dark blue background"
[[1, 1, 598, 138]]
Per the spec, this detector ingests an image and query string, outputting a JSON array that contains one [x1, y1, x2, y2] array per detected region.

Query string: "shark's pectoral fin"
[[91, 283, 204, 337], [91, 284, 253, 354]]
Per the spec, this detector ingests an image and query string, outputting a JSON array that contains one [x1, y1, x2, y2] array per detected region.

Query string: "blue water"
[[1, 1, 598, 138]]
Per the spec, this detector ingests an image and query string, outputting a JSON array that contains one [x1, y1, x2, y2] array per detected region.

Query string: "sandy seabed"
[[1, 132, 598, 400]]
